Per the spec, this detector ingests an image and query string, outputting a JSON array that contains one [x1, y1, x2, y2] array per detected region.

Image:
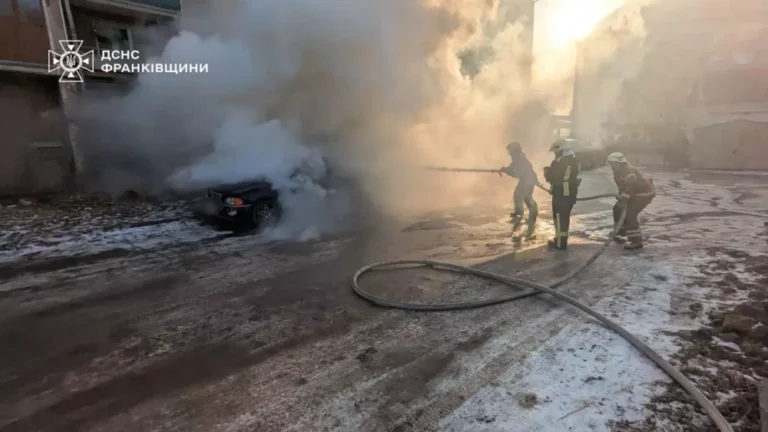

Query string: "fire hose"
[[419, 165, 560, 195], [352, 187, 735, 431]]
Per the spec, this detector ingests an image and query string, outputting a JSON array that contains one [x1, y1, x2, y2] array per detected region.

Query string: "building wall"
[[72, 7, 136, 51], [69, 3, 177, 78], [0, 71, 71, 195], [0, 0, 49, 64], [690, 120, 768, 170], [619, 0, 768, 125], [1, 0, 179, 195], [683, 37, 768, 170]]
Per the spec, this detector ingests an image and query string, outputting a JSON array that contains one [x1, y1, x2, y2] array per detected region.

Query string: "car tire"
[[250, 199, 282, 231]]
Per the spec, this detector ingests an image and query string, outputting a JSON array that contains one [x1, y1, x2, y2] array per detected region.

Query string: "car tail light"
[[224, 197, 244, 206]]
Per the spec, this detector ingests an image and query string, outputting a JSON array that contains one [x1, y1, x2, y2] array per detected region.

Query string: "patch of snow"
[[439, 169, 768, 431], [0, 219, 222, 264], [440, 321, 669, 431]]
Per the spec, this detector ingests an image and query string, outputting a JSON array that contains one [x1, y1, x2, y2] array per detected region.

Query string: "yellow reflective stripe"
[[555, 213, 562, 248], [563, 165, 572, 197]]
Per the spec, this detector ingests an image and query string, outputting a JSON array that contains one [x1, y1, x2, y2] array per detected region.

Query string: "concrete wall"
[[690, 120, 768, 170]]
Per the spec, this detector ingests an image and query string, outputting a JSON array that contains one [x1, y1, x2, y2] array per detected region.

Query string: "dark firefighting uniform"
[[544, 152, 581, 249], [613, 166, 655, 245], [503, 151, 539, 224]]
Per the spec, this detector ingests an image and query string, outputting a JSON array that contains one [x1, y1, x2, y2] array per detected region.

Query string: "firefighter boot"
[[624, 241, 643, 250], [510, 213, 523, 228], [524, 218, 536, 240], [547, 239, 567, 250]]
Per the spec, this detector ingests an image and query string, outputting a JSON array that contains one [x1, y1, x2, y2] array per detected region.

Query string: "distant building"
[[0, 0, 180, 195], [571, 0, 768, 169], [683, 30, 768, 170], [624, 0, 768, 127]]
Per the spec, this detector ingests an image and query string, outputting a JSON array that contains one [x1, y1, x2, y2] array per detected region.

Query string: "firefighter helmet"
[[550, 139, 570, 153], [507, 141, 522, 153], [606, 152, 628, 164]]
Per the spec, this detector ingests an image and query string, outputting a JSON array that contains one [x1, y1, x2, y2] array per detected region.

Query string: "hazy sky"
[[534, 0, 625, 52]]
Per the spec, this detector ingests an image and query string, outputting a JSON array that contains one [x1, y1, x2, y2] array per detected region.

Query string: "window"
[[93, 21, 132, 53], [17, 0, 44, 22], [0, 0, 13, 16]]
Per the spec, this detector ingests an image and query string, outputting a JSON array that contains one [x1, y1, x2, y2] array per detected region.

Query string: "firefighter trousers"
[[513, 182, 538, 224], [552, 194, 576, 249], [613, 195, 654, 244]]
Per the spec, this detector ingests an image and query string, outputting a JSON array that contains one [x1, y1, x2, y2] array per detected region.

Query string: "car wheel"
[[251, 199, 282, 231]]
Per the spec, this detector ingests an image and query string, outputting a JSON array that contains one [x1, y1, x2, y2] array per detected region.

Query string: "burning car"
[[196, 179, 282, 231], [195, 154, 334, 232]]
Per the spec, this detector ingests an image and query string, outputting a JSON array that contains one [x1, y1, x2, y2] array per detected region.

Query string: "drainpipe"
[[42, 0, 86, 183], [62, 0, 77, 40]]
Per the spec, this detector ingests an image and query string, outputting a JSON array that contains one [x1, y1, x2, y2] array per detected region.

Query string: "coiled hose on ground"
[[352, 192, 735, 432]]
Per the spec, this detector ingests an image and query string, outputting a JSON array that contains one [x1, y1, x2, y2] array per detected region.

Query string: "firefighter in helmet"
[[607, 152, 655, 250], [543, 139, 581, 250], [499, 141, 538, 238]]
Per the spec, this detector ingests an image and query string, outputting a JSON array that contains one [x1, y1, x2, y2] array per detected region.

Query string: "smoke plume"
[[74, 0, 650, 238], [569, 2, 649, 146]]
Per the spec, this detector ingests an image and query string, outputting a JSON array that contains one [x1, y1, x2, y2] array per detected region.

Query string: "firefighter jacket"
[[614, 166, 655, 200], [503, 153, 538, 186], [544, 153, 580, 198]]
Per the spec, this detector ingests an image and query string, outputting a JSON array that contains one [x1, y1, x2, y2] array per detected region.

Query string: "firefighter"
[[607, 152, 656, 250], [499, 142, 539, 237], [543, 139, 581, 250]]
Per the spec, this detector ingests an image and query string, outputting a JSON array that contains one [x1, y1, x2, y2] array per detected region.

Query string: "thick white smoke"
[[570, 3, 649, 146], [75, 0, 649, 239]]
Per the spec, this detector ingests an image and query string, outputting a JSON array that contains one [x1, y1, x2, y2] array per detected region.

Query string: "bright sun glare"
[[547, 2, 609, 48]]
